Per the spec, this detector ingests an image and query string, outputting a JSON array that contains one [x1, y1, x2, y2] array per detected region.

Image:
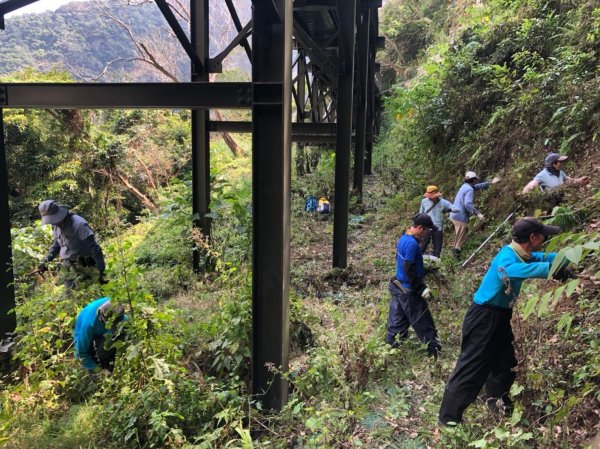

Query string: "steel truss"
[[0, 0, 382, 410]]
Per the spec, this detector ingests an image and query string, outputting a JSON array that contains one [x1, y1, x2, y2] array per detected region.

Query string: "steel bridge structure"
[[0, 0, 382, 410]]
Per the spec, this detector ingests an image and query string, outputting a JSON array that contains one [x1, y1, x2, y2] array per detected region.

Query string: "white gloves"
[[477, 213, 485, 221], [491, 176, 501, 184], [421, 287, 432, 300]]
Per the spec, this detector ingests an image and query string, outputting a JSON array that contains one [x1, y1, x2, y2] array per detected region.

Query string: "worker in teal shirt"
[[74, 297, 126, 372], [439, 217, 571, 426]]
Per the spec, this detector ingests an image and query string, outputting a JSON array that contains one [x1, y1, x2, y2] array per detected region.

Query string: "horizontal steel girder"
[[0, 0, 39, 28], [208, 121, 341, 143], [0, 83, 252, 109]]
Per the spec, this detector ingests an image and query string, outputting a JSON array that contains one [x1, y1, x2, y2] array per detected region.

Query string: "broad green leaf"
[[537, 291, 553, 316], [305, 416, 320, 430], [553, 285, 566, 301], [511, 408, 523, 425], [548, 251, 566, 278], [556, 313, 573, 335], [565, 279, 579, 297], [468, 438, 488, 448], [510, 382, 524, 396], [565, 246, 583, 264], [521, 295, 538, 320], [515, 432, 533, 442], [583, 241, 600, 250]]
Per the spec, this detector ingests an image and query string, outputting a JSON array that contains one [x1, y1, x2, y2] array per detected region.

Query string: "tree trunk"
[[114, 170, 157, 212], [212, 111, 245, 157]]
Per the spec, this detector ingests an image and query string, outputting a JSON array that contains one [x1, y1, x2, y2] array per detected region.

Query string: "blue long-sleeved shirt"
[[450, 182, 490, 223], [74, 297, 111, 370], [395, 233, 425, 290], [473, 245, 556, 308], [46, 213, 106, 273], [419, 197, 459, 231]]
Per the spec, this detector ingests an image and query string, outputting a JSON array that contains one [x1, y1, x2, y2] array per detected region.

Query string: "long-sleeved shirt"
[[473, 245, 556, 308], [395, 233, 425, 290], [419, 197, 459, 231], [45, 213, 105, 273], [450, 181, 490, 223], [74, 297, 111, 370]]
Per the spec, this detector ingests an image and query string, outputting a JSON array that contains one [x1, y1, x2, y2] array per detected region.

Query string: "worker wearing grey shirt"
[[419, 185, 459, 259], [522, 152, 589, 193], [37, 200, 106, 287]]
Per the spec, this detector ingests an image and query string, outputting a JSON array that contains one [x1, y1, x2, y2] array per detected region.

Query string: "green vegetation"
[[0, 0, 249, 80], [1, 0, 599, 447]]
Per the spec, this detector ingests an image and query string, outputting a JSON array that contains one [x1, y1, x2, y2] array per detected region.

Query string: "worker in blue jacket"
[[386, 213, 441, 358], [450, 172, 500, 259], [438, 218, 568, 426], [74, 297, 126, 372]]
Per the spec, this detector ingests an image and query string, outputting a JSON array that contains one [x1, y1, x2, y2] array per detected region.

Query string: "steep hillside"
[[0, 0, 598, 448], [377, 0, 599, 203], [0, 0, 250, 80]]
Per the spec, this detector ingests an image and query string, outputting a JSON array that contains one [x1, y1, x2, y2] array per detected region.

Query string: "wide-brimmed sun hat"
[[39, 199, 68, 225]]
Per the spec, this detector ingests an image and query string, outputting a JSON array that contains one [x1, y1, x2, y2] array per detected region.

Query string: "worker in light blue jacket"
[[439, 218, 570, 426], [419, 185, 459, 259], [74, 297, 126, 372], [450, 171, 501, 259]]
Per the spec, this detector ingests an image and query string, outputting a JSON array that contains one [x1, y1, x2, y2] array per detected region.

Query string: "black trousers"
[[92, 334, 117, 370], [420, 229, 443, 258], [386, 280, 441, 357], [439, 303, 517, 424]]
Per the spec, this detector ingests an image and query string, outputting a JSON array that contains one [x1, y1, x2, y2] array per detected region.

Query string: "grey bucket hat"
[[39, 200, 68, 225]]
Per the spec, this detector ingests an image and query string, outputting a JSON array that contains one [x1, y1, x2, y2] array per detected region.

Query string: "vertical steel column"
[[364, 47, 374, 176], [352, 4, 370, 200], [297, 51, 306, 121], [365, 7, 377, 176], [0, 109, 16, 337], [191, 0, 211, 271], [332, 0, 356, 268], [296, 51, 306, 174], [251, 0, 292, 410]]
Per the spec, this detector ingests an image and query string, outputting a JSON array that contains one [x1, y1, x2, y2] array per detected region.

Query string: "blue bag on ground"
[[305, 195, 317, 212]]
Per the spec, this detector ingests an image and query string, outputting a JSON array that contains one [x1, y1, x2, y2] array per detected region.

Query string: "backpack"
[[317, 197, 330, 213], [305, 195, 317, 212]]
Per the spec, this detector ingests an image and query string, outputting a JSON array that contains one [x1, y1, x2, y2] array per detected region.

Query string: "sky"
[[5, 0, 88, 17]]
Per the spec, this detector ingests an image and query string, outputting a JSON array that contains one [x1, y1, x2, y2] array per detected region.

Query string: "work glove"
[[491, 176, 501, 184], [552, 266, 577, 282], [421, 287, 432, 300], [29, 263, 48, 277], [477, 213, 485, 221], [417, 285, 432, 300]]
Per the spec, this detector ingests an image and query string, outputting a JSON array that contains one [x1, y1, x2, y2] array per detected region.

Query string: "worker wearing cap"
[[438, 218, 565, 426], [386, 213, 441, 358], [522, 152, 590, 194], [419, 185, 459, 259], [37, 199, 106, 287], [74, 297, 126, 372], [450, 171, 501, 259]]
